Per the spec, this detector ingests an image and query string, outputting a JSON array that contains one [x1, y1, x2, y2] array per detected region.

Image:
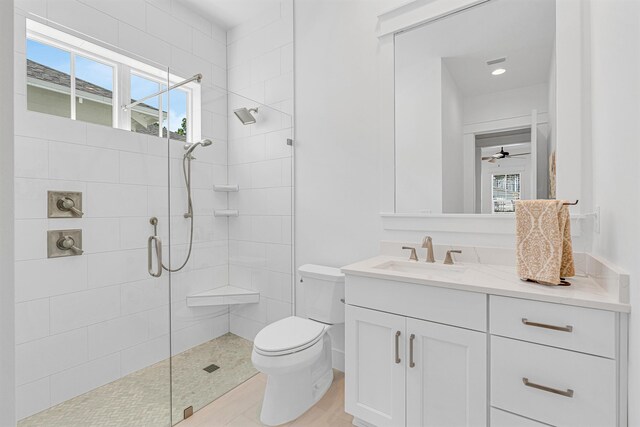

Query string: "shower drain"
[[203, 364, 220, 373]]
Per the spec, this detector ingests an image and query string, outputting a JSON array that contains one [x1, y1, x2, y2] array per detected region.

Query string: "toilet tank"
[[299, 264, 345, 324]]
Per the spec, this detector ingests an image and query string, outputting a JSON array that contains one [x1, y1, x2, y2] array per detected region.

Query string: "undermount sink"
[[372, 259, 466, 275]]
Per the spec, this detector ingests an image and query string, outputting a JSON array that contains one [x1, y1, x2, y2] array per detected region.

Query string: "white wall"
[[0, 0, 15, 426], [295, 0, 385, 370], [441, 63, 464, 213], [13, 0, 228, 420], [463, 83, 549, 125], [226, 0, 295, 341], [395, 37, 443, 213], [587, 1, 640, 425]]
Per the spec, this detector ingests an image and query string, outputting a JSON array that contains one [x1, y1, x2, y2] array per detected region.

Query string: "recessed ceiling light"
[[492, 68, 506, 76]]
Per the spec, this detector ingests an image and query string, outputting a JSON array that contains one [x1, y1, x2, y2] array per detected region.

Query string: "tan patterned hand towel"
[[515, 200, 575, 285]]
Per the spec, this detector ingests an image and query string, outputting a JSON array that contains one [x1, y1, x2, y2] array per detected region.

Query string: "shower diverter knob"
[[56, 235, 83, 255]]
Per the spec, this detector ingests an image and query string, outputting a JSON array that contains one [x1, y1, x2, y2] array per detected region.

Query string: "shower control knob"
[[56, 236, 83, 255], [57, 197, 84, 217]]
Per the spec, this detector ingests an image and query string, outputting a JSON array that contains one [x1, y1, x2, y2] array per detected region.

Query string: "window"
[[74, 55, 114, 127], [26, 39, 71, 119], [129, 74, 188, 141], [27, 39, 114, 126], [26, 20, 200, 142], [491, 173, 521, 213]]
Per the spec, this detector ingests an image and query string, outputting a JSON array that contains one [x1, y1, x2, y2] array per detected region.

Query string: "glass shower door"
[[16, 14, 174, 427], [167, 83, 295, 423]]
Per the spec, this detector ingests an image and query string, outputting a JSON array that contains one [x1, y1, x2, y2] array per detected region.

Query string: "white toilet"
[[251, 264, 345, 426]]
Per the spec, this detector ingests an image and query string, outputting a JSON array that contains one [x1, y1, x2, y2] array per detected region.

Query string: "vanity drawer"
[[490, 408, 548, 427], [490, 296, 616, 358], [345, 275, 486, 331], [491, 336, 616, 427]]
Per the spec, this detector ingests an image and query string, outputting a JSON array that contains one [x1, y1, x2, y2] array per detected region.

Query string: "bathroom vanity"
[[342, 252, 630, 427]]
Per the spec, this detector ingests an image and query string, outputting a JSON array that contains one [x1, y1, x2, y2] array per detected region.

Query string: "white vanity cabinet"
[[342, 268, 629, 427], [345, 276, 488, 427]]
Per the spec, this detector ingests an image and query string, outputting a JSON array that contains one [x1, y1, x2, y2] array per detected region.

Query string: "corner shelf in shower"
[[213, 184, 239, 192], [187, 286, 259, 307], [214, 210, 239, 217]]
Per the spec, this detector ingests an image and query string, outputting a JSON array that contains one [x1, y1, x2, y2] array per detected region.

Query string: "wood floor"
[[179, 370, 353, 427]]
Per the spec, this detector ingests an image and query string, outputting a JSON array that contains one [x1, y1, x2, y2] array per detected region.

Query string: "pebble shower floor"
[[18, 333, 257, 427]]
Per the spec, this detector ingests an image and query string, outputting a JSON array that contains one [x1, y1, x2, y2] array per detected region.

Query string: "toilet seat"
[[254, 316, 328, 356]]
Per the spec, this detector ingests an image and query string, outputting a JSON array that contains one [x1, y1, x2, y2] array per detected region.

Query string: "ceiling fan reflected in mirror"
[[482, 147, 531, 163]]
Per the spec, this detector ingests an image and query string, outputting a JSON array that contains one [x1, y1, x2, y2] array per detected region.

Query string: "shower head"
[[234, 107, 258, 125], [184, 139, 213, 157]]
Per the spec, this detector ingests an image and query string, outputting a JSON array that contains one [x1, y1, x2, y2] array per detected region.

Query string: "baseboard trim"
[[353, 418, 376, 427], [332, 348, 345, 372]]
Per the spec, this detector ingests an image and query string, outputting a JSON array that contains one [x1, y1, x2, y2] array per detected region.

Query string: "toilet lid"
[[254, 316, 326, 354]]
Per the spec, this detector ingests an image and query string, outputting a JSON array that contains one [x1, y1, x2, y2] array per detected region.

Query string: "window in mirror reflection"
[[492, 173, 521, 213]]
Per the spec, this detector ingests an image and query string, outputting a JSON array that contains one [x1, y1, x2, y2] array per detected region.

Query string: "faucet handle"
[[444, 250, 462, 265], [402, 246, 419, 262]]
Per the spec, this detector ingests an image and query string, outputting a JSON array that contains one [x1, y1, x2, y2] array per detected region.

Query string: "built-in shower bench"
[[187, 286, 259, 307]]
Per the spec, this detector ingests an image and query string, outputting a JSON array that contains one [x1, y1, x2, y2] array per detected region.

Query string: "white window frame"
[[26, 19, 201, 143]]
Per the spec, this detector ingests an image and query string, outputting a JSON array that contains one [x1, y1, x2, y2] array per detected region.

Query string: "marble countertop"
[[341, 255, 631, 313]]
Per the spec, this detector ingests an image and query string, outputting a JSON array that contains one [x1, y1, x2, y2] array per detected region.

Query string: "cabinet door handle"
[[394, 331, 401, 364], [409, 334, 415, 368], [522, 377, 574, 398], [522, 318, 573, 332]]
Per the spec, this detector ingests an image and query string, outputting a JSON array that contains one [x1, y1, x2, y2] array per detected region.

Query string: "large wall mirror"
[[395, 0, 557, 214]]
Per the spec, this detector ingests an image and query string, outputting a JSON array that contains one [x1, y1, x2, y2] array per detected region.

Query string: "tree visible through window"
[[492, 173, 521, 213]]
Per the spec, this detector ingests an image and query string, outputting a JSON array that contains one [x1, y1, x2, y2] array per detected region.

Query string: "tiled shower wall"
[[226, 0, 295, 340], [13, 0, 229, 420]]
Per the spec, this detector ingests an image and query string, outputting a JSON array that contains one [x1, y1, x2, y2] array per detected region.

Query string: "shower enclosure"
[[14, 2, 294, 425]]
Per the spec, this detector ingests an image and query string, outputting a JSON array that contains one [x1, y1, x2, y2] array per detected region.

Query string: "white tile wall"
[[226, 0, 295, 341], [14, 0, 230, 419]]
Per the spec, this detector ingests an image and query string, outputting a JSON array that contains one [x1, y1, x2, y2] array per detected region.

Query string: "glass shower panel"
[[17, 15, 173, 427], [168, 87, 294, 424]]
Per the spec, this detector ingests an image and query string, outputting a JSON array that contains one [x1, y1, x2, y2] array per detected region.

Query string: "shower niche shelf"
[[213, 184, 239, 192], [187, 286, 259, 307], [214, 210, 239, 217]]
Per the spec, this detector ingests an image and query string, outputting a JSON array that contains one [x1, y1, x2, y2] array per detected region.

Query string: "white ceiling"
[[397, 0, 556, 97], [176, 0, 281, 29]]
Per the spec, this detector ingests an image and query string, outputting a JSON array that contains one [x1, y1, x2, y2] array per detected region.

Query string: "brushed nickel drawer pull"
[[409, 334, 416, 368], [522, 318, 573, 332], [395, 331, 401, 364], [522, 377, 574, 398]]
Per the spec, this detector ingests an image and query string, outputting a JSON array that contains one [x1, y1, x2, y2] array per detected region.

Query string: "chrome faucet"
[[421, 236, 435, 263], [444, 250, 462, 265], [402, 246, 419, 261]]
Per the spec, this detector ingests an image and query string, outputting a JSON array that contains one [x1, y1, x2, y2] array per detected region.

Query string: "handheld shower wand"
[[184, 139, 213, 157], [160, 139, 214, 273]]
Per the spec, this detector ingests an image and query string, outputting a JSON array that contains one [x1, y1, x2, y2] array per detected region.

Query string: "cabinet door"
[[406, 318, 487, 427], [345, 305, 406, 427]]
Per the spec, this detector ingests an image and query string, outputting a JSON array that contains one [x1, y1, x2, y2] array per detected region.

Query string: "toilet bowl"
[[251, 265, 345, 426]]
